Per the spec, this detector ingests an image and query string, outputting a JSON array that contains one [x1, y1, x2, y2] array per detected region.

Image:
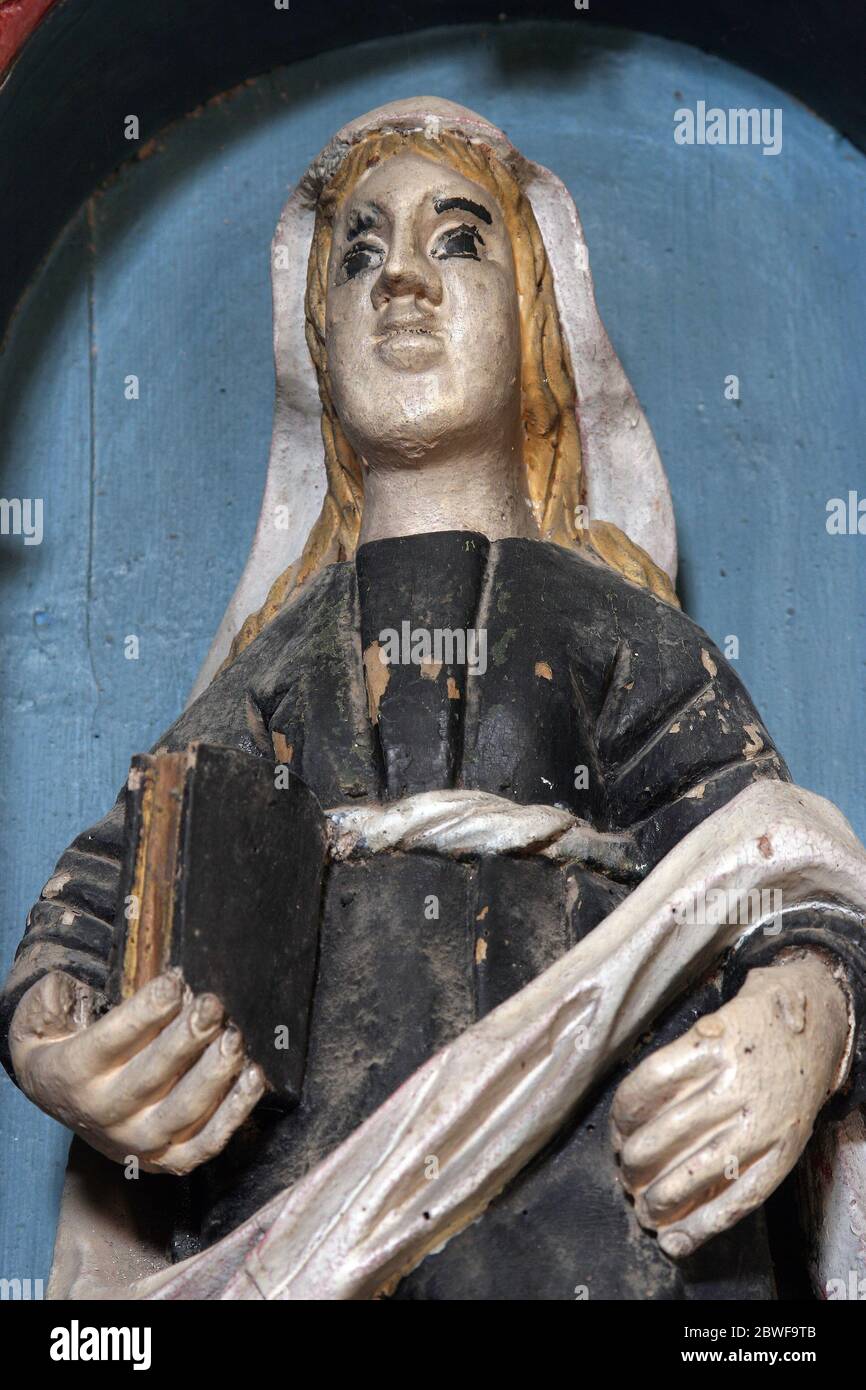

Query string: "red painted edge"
[[0, 0, 59, 76]]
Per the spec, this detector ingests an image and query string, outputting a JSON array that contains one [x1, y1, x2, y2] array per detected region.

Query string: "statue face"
[[325, 151, 522, 467]]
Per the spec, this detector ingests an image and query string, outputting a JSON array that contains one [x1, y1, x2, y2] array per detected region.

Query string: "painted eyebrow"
[[346, 206, 382, 242], [433, 196, 492, 225]]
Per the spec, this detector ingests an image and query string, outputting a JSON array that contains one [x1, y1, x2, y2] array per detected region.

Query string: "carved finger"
[[115, 1027, 246, 1151], [96, 992, 225, 1124], [634, 1124, 742, 1227], [618, 1082, 737, 1187], [655, 1146, 787, 1260], [145, 1064, 266, 1175], [69, 971, 185, 1072], [612, 1034, 723, 1139]]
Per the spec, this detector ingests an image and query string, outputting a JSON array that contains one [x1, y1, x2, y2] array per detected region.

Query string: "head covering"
[[191, 97, 677, 698]]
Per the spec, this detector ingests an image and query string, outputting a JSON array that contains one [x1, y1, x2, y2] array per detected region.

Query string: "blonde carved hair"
[[224, 128, 677, 668]]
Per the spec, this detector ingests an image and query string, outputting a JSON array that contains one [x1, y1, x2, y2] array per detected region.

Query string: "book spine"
[[108, 749, 195, 1002], [106, 756, 155, 1003], [133, 752, 191, 992]]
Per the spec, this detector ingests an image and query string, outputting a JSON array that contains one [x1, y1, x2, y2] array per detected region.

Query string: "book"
[[107, 742, 327, 1108]]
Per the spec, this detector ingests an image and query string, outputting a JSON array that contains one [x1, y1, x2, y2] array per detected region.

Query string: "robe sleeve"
[[0, 634, 275, 1083], [595, 612, 790, 868], [595, 600, 866, 1108]]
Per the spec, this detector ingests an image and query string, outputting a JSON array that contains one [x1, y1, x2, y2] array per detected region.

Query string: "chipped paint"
[[684, 782, 706, 799], [363, 641, 391, 725], [476, 905, 489, 921], [446, 676, 460, 700], [475, 938, 488, 965], [565, 876, 581, 915], [272, 731, 293, 763], [420, 660, 442, 681], [534, 660, 553, 681], [743, 723, 765, 759], [42, 872, 71, 899], [700, 648, 718, 678]]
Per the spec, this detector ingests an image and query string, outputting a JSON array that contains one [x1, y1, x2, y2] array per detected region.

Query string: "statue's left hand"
[[610, 950, 852, 1259]]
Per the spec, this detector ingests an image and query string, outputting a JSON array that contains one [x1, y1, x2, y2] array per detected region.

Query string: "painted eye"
[[340, 241, 384, 281], [433, 223, 485, 261]]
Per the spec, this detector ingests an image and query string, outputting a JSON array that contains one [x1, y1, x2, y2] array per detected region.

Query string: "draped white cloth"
[[104, 779, 866, 1301]]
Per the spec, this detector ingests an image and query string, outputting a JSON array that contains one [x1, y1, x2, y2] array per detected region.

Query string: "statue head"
[[200, 100, 678, 686], [322, 146, 525, 485], [305, 129, 582, 559]]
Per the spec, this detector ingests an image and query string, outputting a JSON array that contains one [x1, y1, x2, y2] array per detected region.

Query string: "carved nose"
[[372, 242, 442, 309]]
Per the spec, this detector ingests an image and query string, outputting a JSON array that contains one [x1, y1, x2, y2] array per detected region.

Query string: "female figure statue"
[[3, 99, 865, 1301]]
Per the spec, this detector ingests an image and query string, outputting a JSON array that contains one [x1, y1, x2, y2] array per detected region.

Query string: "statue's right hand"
[[9, 970, 265, 1175]]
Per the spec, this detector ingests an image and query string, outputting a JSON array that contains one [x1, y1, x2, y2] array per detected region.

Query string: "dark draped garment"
[[3, 532, 865, 1299]]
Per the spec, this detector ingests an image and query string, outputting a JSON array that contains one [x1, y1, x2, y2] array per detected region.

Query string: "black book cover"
[[107, 742, 327, 1108]]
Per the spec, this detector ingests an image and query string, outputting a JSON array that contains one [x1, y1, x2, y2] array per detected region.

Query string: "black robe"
[[3, 532, 865, 1300]]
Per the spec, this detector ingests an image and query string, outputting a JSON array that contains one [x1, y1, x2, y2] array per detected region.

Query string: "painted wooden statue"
[[3, 99, 865, 1301]]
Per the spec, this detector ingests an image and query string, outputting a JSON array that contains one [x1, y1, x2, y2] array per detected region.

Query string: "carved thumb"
[[10, 971, 97, 1066]]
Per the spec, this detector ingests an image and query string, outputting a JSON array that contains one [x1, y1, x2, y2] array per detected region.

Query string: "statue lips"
[[373, 315, 444, 372]]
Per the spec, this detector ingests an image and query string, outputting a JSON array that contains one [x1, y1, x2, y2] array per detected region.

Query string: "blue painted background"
[[1, 21, 864, 1284]]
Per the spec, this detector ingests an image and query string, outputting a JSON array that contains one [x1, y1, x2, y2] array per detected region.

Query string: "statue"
[[3, 99, 865, 1301]]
